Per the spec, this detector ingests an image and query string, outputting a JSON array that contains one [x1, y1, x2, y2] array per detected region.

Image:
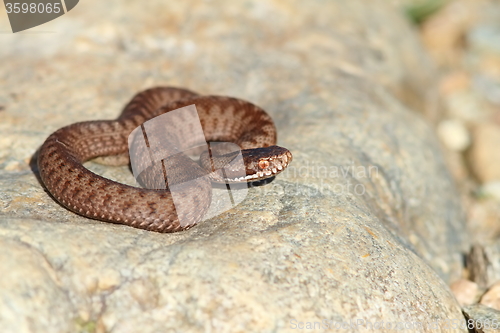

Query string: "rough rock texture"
[[467, 242, 500, 291], [0, 0, 467, 332], [463, 304, 500, 333]]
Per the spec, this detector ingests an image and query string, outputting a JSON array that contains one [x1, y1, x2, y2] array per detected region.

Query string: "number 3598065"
[[5, 2, 62, 14]]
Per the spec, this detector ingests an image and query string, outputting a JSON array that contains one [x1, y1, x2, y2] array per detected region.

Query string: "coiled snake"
[[37, 87, 292, 232]]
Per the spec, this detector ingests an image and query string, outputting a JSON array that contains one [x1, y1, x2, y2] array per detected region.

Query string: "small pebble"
[[450, 279, 480, 306], [469, 123, 500, 183], [437, 119, 470, 151], [481, 280, 500, 310]]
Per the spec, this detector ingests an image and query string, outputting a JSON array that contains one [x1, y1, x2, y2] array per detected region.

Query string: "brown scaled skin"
[[37, 87, 292, 233]]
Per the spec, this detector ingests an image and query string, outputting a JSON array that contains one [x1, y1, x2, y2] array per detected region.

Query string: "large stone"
[[0, 0, 467, 332]]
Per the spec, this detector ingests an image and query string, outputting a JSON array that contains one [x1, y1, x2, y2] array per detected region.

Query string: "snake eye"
[[258, 159, 270, 169]]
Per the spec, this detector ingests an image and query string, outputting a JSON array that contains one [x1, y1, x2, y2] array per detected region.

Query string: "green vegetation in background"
[[74, 317, 97, 333], [404, 0, 450, 24]]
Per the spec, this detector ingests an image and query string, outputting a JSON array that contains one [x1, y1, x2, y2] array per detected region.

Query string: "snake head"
[[201, 145, 292, 183], [241, 145, 292, 182]]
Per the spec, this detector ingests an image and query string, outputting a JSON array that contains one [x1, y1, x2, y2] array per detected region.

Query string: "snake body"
[[37, 87, 292, 232]]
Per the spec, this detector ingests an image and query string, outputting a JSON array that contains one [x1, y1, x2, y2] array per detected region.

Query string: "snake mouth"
[[225, 148, 292, 183], [201, 145, 292, 184], [226, 170, 277, 182], [229, 164, 286, 182]]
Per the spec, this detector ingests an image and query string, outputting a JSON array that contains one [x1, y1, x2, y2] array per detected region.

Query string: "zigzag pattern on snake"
[[37, 87, 292, 233]]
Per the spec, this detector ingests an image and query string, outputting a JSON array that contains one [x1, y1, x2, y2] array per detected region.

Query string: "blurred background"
[[400, 0, 500, 243]]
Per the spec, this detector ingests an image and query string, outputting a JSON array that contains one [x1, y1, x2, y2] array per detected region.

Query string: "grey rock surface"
[[0, 0, 467, 332], [463, 304, 500, 333], [468, 242, 500, 290]]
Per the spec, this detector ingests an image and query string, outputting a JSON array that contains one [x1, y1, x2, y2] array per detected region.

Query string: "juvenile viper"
[[37, 87, 292, 233]]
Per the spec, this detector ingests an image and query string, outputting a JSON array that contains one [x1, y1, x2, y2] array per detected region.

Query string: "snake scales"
[[37, 87, 292, 232]]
